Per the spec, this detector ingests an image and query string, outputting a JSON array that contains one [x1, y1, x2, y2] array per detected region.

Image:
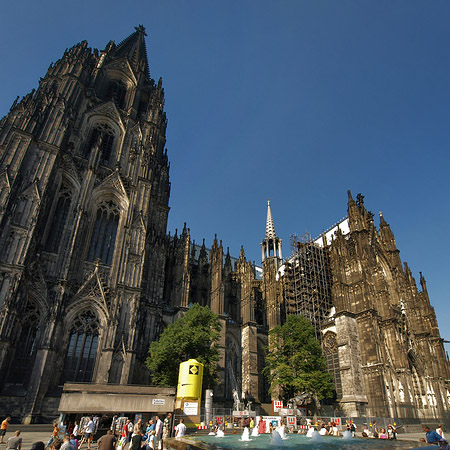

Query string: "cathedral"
[[0, 27, 448, 423]]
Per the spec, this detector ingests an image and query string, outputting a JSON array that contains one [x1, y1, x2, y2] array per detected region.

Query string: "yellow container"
[[176, 359, 204, 400]]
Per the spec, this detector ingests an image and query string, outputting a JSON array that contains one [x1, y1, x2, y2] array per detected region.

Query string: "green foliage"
[[263, 314, 335, 403], [146, 304, 221, 388]]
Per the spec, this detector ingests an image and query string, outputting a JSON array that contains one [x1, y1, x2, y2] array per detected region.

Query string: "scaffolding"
[[283, 233, 333, 339]]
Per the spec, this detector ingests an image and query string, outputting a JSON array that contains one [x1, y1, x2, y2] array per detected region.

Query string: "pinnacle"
[[115, 26, 150, 79], [265, 198, 278, 240]]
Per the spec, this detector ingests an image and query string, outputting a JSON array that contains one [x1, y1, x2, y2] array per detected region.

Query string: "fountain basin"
[[170, 433, 427, 450]]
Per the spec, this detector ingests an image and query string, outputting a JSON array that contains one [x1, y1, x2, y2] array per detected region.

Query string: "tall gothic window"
[[61, 310, 99, 383], [322, 331, 342, 397], [84, 124, 115, 165], [87, 200, 120, 265], [106, 80, 127, 109], [8, 301, 40, 385], [45, 185, 71, 253]]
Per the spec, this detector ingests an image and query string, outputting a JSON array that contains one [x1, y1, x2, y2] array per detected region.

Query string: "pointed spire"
[[265, 199, 278, 239], [115, 25, 150, 79], [261, 199, 282, 263]]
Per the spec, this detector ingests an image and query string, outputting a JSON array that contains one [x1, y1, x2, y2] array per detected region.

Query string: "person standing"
[[437, 425, 446, 440], [47, 423, 60, 448], [163, 414, 172, 438], [174, 420, 186, 438], [5, 431, 22, 450], [72, 423, 79, 441], [97, 430, 116, 450], [162, 414, 172, 450], [60, 435, 76, 450], [120, 419, 130, 448], [78, 417, 95, 450], [148, 431, 156, 450], [127, 420, 134, 447], [154, 417, 163, 450], [0, 418, 11, 444]]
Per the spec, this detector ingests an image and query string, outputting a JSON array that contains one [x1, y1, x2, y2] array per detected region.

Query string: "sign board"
[[280, 408, 295, 415], [331, 417, 341, 426], [152, 399, 165, 405], [183, 401, 198, 415], [287, 416, 296, 426], [213, 416, 223, 424], [232, 410, 250, 417], [272, 400, 283, 413]]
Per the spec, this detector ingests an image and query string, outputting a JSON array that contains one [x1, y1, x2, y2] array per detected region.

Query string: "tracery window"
[[61, 310, 99, 383], [45, 185, 72, 252], [87, 200, 120, 265], [322, 331, 342, 397], [106, 80, 127, 109], [8, 301, 40, 385], [84, 123, 115, 165]]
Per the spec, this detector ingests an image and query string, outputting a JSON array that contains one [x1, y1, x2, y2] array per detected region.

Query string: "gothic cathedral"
[[0, 28, 448, 423]]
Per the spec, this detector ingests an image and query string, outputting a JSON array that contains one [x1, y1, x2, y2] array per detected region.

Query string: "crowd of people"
[[117, 414, 175, 450], [0, 413, 449, 449], [0, 413, 188, 450]]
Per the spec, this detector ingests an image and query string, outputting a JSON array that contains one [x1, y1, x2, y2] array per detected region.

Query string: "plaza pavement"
[[0, 425, 429, 450]]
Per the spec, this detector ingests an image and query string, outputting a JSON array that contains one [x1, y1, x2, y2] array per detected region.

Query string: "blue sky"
[[1, 1, 449, 347]]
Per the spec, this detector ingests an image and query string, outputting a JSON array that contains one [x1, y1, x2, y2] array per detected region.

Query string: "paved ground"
[[0, 426, 430, 450]]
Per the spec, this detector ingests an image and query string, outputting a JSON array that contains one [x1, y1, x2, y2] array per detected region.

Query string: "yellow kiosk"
[[176, 359, 204, 429]]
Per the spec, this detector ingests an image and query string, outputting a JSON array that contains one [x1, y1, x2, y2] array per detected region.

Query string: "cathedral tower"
[[261, 200, 283, 333], [0, 26, 170, 422]]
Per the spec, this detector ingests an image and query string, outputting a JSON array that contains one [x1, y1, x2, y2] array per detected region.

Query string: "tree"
[[263, 314, 335, 412], [146, 304, 221, 388]]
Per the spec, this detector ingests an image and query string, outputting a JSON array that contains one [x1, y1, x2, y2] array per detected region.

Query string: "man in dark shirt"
[[423, 426, 443, 444], [97, 430, 116, 450]]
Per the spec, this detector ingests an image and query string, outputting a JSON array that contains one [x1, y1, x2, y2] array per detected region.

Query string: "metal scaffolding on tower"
[[283, 232, 333, 339]]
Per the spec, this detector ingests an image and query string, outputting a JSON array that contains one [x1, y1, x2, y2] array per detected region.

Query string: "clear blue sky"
[[1, 1, 449, 347]]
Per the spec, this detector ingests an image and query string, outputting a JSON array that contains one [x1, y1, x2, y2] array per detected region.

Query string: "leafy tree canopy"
[[263, 314, 335, 404], [146, 304, 221, 388]]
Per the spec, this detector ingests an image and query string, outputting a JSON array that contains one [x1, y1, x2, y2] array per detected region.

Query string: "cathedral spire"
[[115, 25, 150, 79], [261, 199, 282, 263], [265, 199, 277, 239]]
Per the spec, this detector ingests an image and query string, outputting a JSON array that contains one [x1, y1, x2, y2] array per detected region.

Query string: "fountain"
[[276, 426, 288, 440], [251, 426, 259, 437], [190, 424, 417, 450], [310, 430, 322, 442], [305, 427, 315, 438], [269, 430, 284, 447], [342, 430, 353, 440], [215, 429, 224, 438], [241, 427, 251, 441]]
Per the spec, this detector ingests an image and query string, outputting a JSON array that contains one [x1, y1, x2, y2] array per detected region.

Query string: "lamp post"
[[205, 389, 213, 427]]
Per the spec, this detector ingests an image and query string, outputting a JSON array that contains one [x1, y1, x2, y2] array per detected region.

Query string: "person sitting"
[[423, 426, 444, 445], [387, 425, 397, 440], [379, 428, 388, 439]]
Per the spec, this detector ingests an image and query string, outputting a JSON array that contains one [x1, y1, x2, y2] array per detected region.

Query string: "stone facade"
[[0, 28, 448, 423]]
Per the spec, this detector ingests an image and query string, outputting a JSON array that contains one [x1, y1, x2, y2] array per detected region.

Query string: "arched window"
[[322, 331, 342, 397], [45, 185, 72, 252], [8, 301, 40, 385], [84, 123, 115, 165], [61, 310, 100, 383], [87, 200, 120, 265], [106, 80, 127, 109]]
